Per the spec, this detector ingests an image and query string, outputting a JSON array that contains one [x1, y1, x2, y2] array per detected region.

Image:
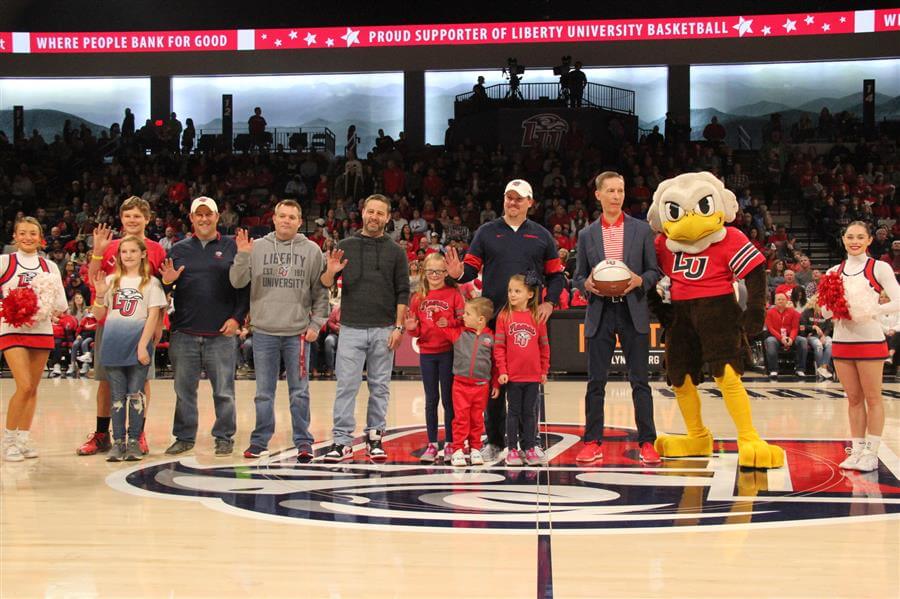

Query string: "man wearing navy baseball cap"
[[446, 178, 565, 463]]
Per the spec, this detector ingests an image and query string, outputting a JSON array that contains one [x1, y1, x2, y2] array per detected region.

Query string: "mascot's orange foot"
[[654, 432, 713, 458], [737, 439, 784, 469]]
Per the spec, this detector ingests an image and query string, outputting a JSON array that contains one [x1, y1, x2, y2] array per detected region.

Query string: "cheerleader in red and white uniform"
[[1, 217, 68, 462], [821, 222, 900, 472]]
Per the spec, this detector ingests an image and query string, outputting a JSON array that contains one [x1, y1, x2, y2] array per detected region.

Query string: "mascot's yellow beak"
[[663, 211, 726, 242]]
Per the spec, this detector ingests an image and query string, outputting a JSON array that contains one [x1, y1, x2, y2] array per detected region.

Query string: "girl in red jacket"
[[405, 253, 464, 463], [494, 273, 550, 467]]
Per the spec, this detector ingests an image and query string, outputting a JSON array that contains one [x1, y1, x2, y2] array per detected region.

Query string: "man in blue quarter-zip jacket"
[[159, 197, 249, 458]]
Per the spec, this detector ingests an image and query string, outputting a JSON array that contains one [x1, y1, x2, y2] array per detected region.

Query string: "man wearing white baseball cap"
[[190, 196, 219, 214], [446, 178, 565, 462], [158, 196, 250, 457]]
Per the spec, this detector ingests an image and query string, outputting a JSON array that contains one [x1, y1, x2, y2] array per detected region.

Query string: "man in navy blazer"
[[572, 171, 661, 464]]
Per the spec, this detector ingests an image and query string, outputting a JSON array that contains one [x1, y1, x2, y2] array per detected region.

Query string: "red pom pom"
[[0, 287, 40, 328], [817, 272, 851, 320]]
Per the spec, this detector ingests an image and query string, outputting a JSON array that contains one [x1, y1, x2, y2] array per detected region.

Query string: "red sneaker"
[[138, 432, 149, 455], [76, 432, 111, 456], [639, 442, 661, 464], [575, 441, 603, 463]]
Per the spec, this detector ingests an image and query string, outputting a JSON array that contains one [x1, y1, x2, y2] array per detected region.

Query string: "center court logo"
[[109, 424, 900, 533]]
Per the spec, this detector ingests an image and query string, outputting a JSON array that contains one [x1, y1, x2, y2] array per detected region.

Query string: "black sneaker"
[[243, 444, 269, 458], [165, 440, 195, 455], [366, 430, 387, 463], [323, 443, 352, 463], [296, 442, 314, 463], [214, 438, 234, 457]]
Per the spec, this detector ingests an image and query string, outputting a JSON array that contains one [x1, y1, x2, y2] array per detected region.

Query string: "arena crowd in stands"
[[1, 107, 897, 341]]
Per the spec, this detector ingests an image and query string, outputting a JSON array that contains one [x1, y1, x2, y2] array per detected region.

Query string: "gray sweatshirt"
[[229, 232, 329, 336]]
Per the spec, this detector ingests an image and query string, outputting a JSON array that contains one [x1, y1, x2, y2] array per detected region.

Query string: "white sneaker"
[[852, 450, 879, 472], [839, 448, 862, 470], [450, 449, 468, 467], [16, 437, 38, 459], [80, 363, 90, 375], [50, 365, 61, 377], [816, 365, 833, 379], [3, 442, 24, 462], [65, 365, 75, 376], [769, 371, 778, 378], [77, 352, 92, 363], [469, 448, 484, 465], [795, 370, 805, 378], [480, 443, 501, 462]]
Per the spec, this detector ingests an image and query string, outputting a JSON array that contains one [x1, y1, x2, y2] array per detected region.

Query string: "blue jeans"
[[70, 337, 92, 365], [170, 331, 237, 443], [332, 326, 394, 446], [238, 337, 253, 367], [251, 331, 313, 448], [420, 351, 454, 444], [808, 335, 833, 368], [106, 363, 150, 441], [764, 335, 809, 372], [323, 333, 338, 372]]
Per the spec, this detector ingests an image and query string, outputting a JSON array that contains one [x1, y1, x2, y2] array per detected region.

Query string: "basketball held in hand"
[[591, 259, 632, 296]]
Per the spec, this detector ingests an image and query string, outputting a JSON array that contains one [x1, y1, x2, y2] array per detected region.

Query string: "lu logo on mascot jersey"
[[110, 424, 900, 533]]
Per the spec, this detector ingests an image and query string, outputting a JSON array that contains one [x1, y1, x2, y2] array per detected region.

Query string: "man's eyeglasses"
[[424, 269, 447, 276]]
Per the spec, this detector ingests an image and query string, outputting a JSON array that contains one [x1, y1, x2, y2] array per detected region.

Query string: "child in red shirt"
[[49, 312, 79, 378], [405, 253, 464, 463], [494, 273, 550, 467]]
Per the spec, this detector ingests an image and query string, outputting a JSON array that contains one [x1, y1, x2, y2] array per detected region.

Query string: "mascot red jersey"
[[648, 172, 783, 469]]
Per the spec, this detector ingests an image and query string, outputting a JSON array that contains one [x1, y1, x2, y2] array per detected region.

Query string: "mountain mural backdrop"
[[0, 109, 108, 141], [639, 92, 900, 148]]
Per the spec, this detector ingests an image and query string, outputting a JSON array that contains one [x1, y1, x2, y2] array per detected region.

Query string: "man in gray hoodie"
[[229, 199, 329, 462], [320, 194, 410, 463]]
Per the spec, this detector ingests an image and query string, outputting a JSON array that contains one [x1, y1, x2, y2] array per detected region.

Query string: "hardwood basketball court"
[[2, 376, 898, 598]]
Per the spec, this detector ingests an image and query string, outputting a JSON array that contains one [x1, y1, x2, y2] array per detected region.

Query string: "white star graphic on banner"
[[274, 38, 282, 46], [304, 32, 317, 46], [839, 16, 847, 23], [733, 16, 753, 37], [289, 30, 298, 40], [261, 33, 268, 40], [325, 38, 334, 47], [0, 39, 5, 49], [340, 27, 360, 47], [783, 18, 797, 32], [822, 23, 831, 32], [804, 15, 814, 25], [761, 25, 772, 36]]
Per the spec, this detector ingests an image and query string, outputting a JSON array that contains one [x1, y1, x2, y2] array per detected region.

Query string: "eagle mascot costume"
[[648, 171, 784, 469]]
